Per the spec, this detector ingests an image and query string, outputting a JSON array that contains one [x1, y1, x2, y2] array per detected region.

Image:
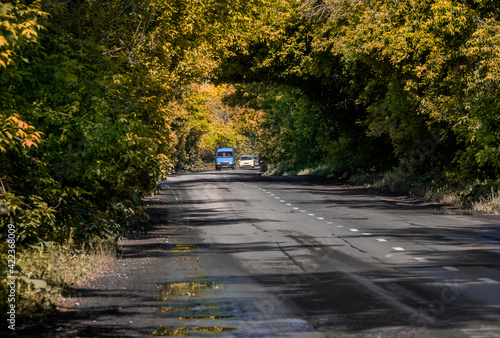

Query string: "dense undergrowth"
[[0, 236, 117, 328], [265, 163, 500, 214]]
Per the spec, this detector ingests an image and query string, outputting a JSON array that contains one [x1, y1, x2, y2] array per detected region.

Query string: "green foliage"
[[315, 0, 500, 181], [0, 0, 46, 68], [0, 0, 276, 249], [167, 83, 258, 167], [221, 82, 383, 176], [0, 0, 262, 245], [214, 0, 500, 197], [0, 237, 117, 324], [2, 0, 256, 323], [1, 25, 154, 244]]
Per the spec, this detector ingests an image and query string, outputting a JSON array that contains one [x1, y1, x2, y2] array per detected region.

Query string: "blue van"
[[215, 148, 236, 170]]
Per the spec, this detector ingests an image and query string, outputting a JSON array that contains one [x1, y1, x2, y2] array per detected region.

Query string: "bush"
[[0, 236, 117, 325]]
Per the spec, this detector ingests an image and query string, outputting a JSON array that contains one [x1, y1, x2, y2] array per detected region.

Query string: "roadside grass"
[[350, 170, 500, 214], [350, 169, 426, 196], [264, 162, 299, 176], [266, 163, 342, 178], [1, 236, 117, 326], [473, 193, 500, 214], [297, 164, 342, 178], [191, 161, 216, 171], [267, 162, 500, 215]]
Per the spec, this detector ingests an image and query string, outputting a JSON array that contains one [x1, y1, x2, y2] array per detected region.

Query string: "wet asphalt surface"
[[22, 169, 500, 337]]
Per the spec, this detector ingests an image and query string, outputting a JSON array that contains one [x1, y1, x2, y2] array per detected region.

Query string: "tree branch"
[[102, 46, 128, 55]]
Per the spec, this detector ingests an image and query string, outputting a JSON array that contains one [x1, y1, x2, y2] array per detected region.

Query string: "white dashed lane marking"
[[251, 186, 500, 289], [478, 278, 497, 284], [415, 257, 429, 262]]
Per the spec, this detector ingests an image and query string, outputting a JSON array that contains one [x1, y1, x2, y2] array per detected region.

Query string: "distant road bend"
[[44, 169, 500, 337]]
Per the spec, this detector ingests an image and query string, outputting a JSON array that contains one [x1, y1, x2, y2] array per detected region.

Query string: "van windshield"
[[216, 152, 233, 158]]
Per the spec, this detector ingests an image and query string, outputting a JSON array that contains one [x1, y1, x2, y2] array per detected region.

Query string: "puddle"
[[157, 307, 193, 313], [170, 245, 200, 253], [156, 305, 220, 314], [146, 244, 236, 336], [174, 315, 233, 320], [189, 272, 207, 276], [171, 257, 199, 262], [146, 281, 225, 301], [150, 326, 237, 336]]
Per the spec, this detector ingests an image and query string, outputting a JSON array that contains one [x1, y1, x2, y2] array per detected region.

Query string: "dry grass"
[[1, 236, 117, 325], [266, 163, 342, 177], [472, 193, 500, 215], [350, 169, 425, 196], [350, 171, 500, 215], [268, 165, 500, 215]]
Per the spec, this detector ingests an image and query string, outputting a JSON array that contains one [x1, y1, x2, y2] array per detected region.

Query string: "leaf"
[[19, 276, 47, 289], [22, 139, 38, 148], [0, 3, 13, 15], [28, 278, 48, 289]]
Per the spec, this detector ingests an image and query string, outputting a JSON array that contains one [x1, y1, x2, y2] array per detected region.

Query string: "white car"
[[238, 155, 254, 168]]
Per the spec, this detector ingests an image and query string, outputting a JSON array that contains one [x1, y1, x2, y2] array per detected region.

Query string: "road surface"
[[40, 169, 500, 337]]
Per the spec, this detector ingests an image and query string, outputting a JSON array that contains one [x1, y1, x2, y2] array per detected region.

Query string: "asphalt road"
[[37, 169, 500, 337]]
